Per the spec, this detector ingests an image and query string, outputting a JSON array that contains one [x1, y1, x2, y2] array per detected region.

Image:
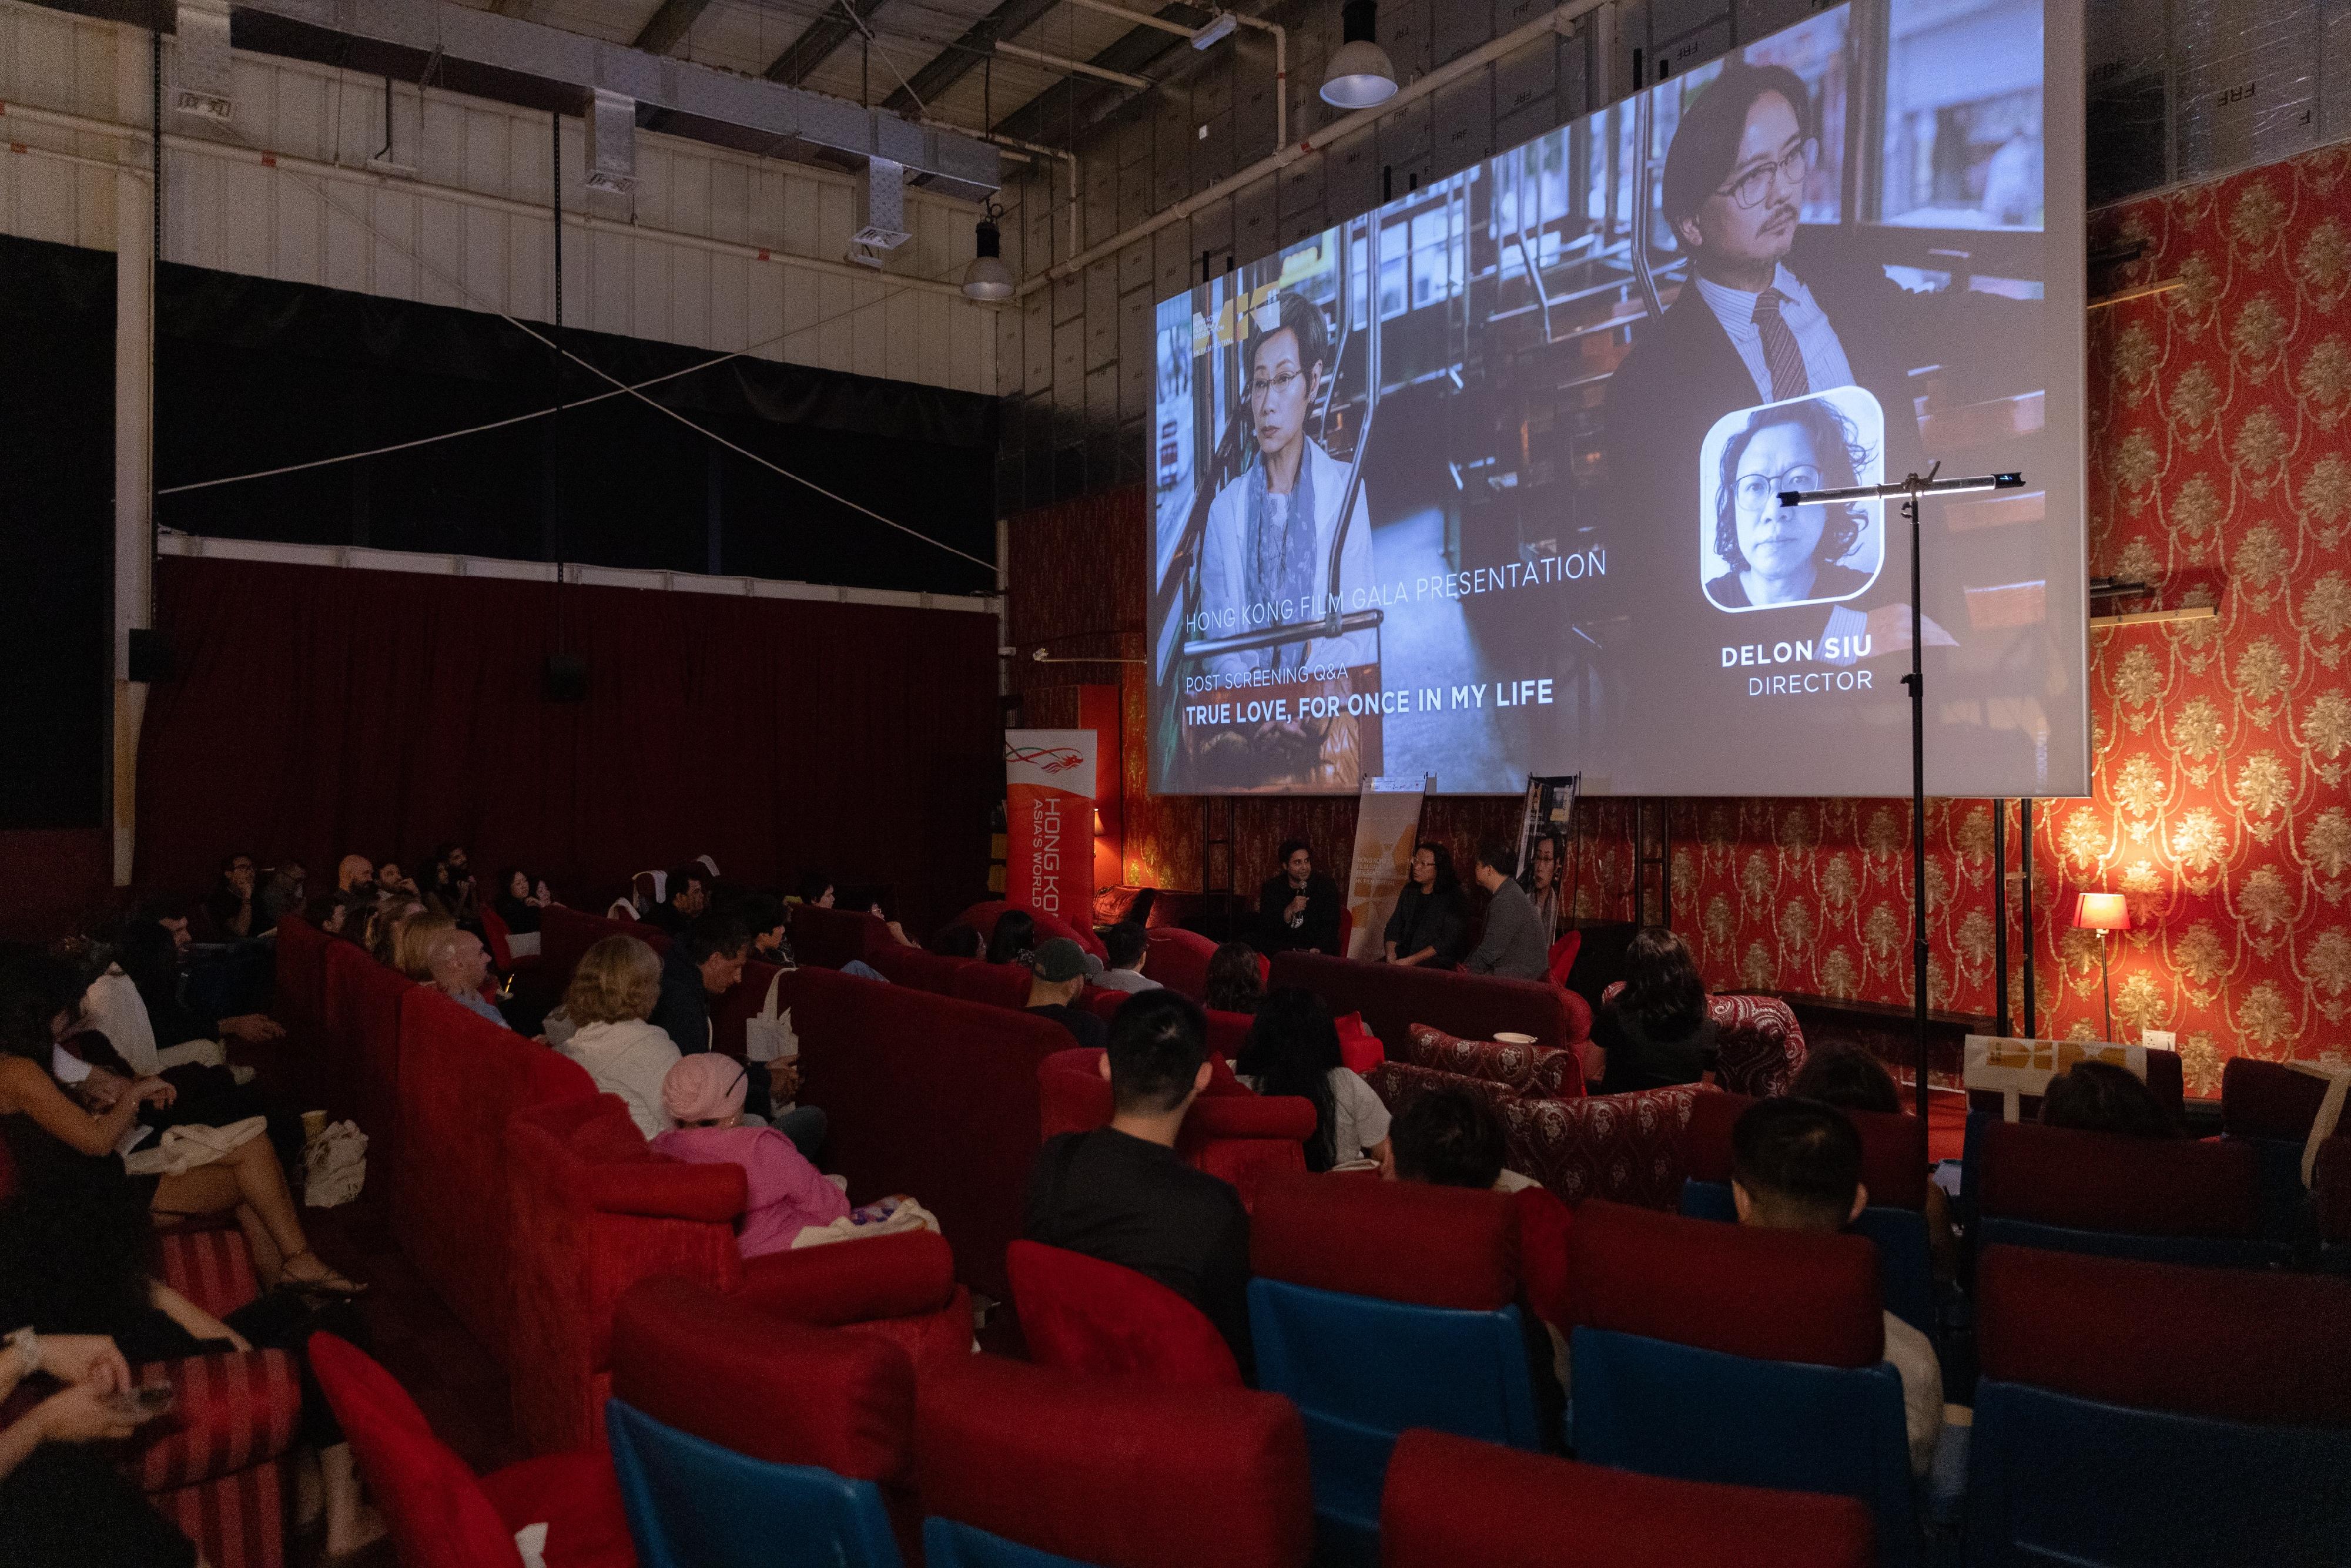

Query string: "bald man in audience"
[[426, 926, 509, 1030]]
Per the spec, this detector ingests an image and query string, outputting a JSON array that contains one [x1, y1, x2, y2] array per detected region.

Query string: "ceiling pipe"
[[1061, 0, 1285, 153], [1015, 0, 1600, 295], [994, 39, 1152, 89]]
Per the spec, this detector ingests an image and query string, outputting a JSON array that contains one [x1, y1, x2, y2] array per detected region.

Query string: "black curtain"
[[153, 263, 999, 596], [0, 235, 113, 830]]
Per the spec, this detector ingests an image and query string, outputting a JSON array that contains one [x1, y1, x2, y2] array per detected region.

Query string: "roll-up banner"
[[1005, 730, 1097, 929], [1344, 773, 1432, 960]]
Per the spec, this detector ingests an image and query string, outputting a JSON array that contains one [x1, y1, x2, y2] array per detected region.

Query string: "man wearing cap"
[[1026, 937, 1107, 1050]]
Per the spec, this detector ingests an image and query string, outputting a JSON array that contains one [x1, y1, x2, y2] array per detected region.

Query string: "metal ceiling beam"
[[631, 0, 714, 55], [878, 0, 1061, 119], [762, 0, 886, 87]]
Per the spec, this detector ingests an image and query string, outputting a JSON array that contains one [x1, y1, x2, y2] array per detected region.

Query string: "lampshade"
[[1321, 0, 1396, 108], [962, 210, 1014, 301], [1092, 808, 1106, 835], [2074, 892, 2129, 932]]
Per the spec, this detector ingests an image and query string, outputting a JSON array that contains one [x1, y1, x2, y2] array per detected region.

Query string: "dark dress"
[[495, 894, 544, 935], [1591, 1001, 1719, 1093], [1382, 884, 1468, 969]]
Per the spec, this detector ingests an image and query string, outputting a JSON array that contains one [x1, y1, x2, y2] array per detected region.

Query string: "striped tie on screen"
[[1753, 288, 1810, 401]]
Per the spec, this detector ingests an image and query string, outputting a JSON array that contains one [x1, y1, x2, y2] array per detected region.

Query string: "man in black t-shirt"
[[1023, 939, 1107, 1050], [1024, 989, 1254, 1374]]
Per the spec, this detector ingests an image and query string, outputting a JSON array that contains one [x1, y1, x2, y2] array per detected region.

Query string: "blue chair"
[[1966, 1244, 2351, 1566], [604, 1275, 919, 1568], [915, 1353, 1311, 1568], [1972, 1116, 2285, 1269], [608, 1399, 905, 1568], [1563, 1200, 1924, 1568], [1246, 1173, 1544, 1564]]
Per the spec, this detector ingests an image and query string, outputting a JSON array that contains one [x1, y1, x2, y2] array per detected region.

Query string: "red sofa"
[[863, 944, 975, 994], [1037, 1047, 1314, 1209], [321, 940, 416, 1175], [1079, 985, 1256, 1063], [538, 904, 669, 995], [1268, 950, 1592, 1055], [392, 986, 599, 1357], [788, 903, 896, 969], [950, 959, 1036, 1011], [778, 965, 1076, 1299], [1144, 927, 1220, 999]]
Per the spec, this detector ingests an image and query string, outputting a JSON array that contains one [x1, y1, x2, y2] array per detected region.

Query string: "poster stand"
[[1518, 773, 1581, 940], [1343, 773, 1433, 960]]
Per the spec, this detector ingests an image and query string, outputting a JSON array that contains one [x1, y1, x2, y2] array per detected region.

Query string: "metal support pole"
[[2021, 796, 2037, 1036], [1903, 488, 1928, 1121], [1993, 798, 2010, 1038]]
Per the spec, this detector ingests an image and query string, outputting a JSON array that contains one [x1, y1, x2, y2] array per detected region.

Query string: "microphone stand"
[[1780, 464, 2026, 1120]]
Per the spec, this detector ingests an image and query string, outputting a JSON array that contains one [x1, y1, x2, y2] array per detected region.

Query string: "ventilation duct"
[[172, 0, 236, 122], [854, 156, 912, 253], [582, 86, 636, 195], [224, 0, 1000, 202]]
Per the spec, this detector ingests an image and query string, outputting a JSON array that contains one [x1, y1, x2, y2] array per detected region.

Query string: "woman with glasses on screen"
[[1193, 289, 1378, 791], [1704, 396, 1875, 609]]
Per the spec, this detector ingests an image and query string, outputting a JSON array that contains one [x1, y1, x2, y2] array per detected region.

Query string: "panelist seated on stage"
[[1257, 840, 1344, 957], [1382, 843, 1469, 970], [1464, 841, 1550, 981]]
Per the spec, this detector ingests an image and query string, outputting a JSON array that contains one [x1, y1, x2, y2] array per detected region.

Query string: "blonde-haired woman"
[[389, 912, 453, 981], [363, 898, 426, 969], [552, 936, 678, 1140]]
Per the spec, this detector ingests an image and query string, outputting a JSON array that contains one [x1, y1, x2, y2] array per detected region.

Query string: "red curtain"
[[137, 557, 1001, 932]]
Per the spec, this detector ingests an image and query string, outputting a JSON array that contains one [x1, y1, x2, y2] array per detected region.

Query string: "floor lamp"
[[1780, 464, 2026, 1118], [2074, 891, 2129, 1041]]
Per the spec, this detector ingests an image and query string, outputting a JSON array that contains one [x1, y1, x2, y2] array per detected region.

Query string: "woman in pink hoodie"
[[651, 1054, 849, 1258]]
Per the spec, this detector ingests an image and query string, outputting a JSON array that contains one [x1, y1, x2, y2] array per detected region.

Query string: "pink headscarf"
[[662, 1053, 749, 1125]]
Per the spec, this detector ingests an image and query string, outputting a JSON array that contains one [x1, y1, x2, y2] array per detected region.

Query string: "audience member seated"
[[306, 890, 357, 941], [2041, 1059, 2179, 1138], [1465, 840, 1550, 981], [1025, 990, 1254, 1373], [552, 935, 681, 1140], [1732, 1098, 1941, 1477], [424, 842, 480, 924], [1791, 1046, 1956, 1279], [927, 923, 983, 960], [425, 926, 508, 1030], [361, 897, 424, 969], [121, 906, 284, 1051], [1236, 987, 1391, 1173], [652, 1054, 849, 1259], [1592, 927, 1716, 1092], [257, 859, 306, 928], [733, 892, 795, 967], [796, 870, 838, 908], [1383, 842, 1468, 969], [388, 910, 454, 981], [642, 862, 711, 937], [373, 860, 421, 902], [651, 913, 749, 1057], [0, 1329, 195, 1568], [333, 852, 376, 904], [1391, 1085, 1533, 1193], [200, 852, 260, 942], [986, 909, 1037, 966], [1026, 939, 1107, 1050], [1094, 922, 1160, 994], [1204, 941, 1266, 1016], [493, 867, 557, 935], [1257, 839, 1343, 957]]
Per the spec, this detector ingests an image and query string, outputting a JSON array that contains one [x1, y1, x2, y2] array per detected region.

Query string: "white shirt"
[[1247, 1066, 1391, 1163], [82, 967, 161, 1078], [557, 1019, 681, 1141], [1692, 263, 1856, 405], [1196, 437, 1378, 682], [1093, 968, 1162, 994], [1882, 1309, 1944, 1478]]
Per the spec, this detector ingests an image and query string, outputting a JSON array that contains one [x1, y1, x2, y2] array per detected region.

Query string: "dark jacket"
[[1592, 999, 1718, 1093], [1382, 883, 1468, 968], [1258, 872, 1344, 956]]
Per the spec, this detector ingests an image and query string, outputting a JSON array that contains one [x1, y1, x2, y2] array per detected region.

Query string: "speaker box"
[[127, 627, 174, 684], [543, 653, 588, 703]]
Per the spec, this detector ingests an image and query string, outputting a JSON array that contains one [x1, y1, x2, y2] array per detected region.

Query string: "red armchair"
[[948, 960, 1033, 1010], [915, 1355, 1312, 1568], [1144, 927, 1219, 999], [1036, 1047, 1314, 1208], [393, 987, 599, 1359], [1007, 1239, 1244, 1390], [321, 941, 414, 1177], [1599, 983, 1809, 1097], [1381, 1429, 1874, 1568], [1401, 1022, 1585, 1098], [863, 944, 977, 994], [310, 1334, 634, 1568], [1268, 950, 1592, 1056], [1684, 1090, 1928, 1208], [788, 903, 895, 970]]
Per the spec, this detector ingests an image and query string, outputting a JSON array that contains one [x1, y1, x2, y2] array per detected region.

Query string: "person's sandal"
[[276, 1250, 370, 1299]]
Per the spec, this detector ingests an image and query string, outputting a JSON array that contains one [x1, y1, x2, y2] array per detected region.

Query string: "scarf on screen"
[[1245, 441, 1319, 671]]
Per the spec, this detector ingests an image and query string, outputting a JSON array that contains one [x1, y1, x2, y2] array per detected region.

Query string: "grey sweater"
[[1465, 877, 1552, 980]]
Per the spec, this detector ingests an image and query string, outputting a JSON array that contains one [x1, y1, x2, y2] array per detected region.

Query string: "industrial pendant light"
[[1321, 0, 1397, 109], [963, 203, 1015, 301]]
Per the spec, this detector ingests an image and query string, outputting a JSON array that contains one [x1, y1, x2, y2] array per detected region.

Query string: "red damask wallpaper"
[[1003, 145, 2351, 1095]]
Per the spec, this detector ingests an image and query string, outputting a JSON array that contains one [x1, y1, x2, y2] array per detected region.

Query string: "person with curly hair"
[[1704, 394, 1876, 609]]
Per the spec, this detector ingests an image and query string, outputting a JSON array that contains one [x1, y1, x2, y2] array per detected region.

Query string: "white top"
[[558, 1019, 681, 1141], [1882, 1309, 1945, 1478], [82, 967, 162, 1078], [1242, 1065, 1391, 1163], [1092, 968, 1162, 994], [1197, 437, 1378, 682], [1691, 263, 1856, 404]]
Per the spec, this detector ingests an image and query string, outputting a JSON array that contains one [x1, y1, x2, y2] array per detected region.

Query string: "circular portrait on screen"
[[1698, 386, 1884, 612]]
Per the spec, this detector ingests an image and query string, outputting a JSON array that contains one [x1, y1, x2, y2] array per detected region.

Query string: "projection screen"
[[1147, 0, 2087, 798]]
